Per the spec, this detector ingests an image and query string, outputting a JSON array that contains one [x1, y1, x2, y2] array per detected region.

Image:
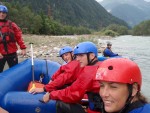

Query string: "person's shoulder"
[[96, 61, 103, 65], [7, 20, 17, 26], [130, 103, 150, 113], [83, 64, 98, 72], [6, 19, 13, 24], [144, 103, 150, 108], [61, 60, 80, 69], [68, 60, 80, 65]]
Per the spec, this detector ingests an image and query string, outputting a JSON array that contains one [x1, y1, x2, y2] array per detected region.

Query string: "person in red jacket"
[[38, 42, 102, 113], [58, 46, 74, 64], [0, 5, 26, 72], [50, 46, 74, 81], [29, 46, 82, 93]]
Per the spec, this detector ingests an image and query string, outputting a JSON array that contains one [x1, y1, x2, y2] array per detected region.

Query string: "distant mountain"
[[4, 0, 128, 30], [99, 0, 150, 27]]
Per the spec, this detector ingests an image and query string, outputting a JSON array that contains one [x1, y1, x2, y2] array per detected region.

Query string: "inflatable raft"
[[0, 59, 61, 113], [98, 55, 122, 61]]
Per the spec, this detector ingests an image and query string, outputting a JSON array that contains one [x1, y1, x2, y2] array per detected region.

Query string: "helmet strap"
[[118, 84, 134, 113], [87, 53, 98, 65], [71, 52, 74, 61]]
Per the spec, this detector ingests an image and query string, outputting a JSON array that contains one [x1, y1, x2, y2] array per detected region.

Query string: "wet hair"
[[107, 42, 112, 46], [136, 92, 149, 103], [127, 84, 148, 103]]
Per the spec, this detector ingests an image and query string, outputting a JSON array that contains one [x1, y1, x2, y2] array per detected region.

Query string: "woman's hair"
[[136, 92, 149, 103], [128, 83, 149, 104]]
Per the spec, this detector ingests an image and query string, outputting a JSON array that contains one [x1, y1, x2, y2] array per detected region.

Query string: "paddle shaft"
[[30, 43, 35, 82]]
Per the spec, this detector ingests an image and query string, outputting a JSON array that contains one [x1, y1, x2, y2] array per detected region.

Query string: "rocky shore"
[[4, 34, 111, 70]]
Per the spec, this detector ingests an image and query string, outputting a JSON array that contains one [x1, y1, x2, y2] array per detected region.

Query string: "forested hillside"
[[3, 0, 128, 30]]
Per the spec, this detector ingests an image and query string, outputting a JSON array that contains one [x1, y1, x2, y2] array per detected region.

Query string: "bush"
[[103, 24, 128, 35], [132, 20, 150, 36], [102, 30, 119, 37]]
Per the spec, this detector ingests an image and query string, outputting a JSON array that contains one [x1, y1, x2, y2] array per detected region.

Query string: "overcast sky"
[[95, 0, 150, 2], [95, 0, 103, 2]]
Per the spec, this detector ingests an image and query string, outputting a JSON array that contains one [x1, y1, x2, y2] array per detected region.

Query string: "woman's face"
[[99, 81, 129, 113]]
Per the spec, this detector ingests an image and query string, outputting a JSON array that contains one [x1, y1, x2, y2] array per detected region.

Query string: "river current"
[[100, 35, 150, 100]]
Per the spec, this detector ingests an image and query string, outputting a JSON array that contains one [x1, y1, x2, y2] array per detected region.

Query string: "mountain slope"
[[5, 0, 128, 29], [100, 0, 150, 27]]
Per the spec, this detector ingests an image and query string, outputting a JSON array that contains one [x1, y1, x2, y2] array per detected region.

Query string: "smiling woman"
[[95, 58, 150, 113]]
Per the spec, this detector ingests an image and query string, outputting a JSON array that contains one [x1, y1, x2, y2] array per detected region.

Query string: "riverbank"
[[4, 34, 111, 70], [23, 34, 111, 62]]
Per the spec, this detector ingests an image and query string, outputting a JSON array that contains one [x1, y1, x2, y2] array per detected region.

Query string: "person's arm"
[[45, 61, 81, 92], [49, 66, 98, 103], [105, 48, 118, 57], [51, 66, 64, 81], [0, 107, 9, 113], [51, 60, 80, 80], [12, 22, 26, 50]]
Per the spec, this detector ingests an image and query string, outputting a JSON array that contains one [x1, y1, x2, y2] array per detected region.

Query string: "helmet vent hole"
[[108, 66, 113, 70]]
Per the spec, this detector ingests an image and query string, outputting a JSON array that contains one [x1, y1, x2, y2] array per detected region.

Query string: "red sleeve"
[[45, 60, 81, 92], [12, 22, 26, 49], [51, 60, 80, 80], [51, 66, 64, 81], [50, 65, 99, 103]]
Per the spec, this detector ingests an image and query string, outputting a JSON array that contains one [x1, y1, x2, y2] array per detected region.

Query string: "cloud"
[[144, 0, 150, 2], [95, 0, 103, 2]]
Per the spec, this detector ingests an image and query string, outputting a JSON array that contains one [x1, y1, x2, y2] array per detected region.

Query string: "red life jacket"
[[0, 20, 15, 53]]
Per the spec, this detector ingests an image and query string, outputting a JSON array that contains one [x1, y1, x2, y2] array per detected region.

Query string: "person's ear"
[[132, 83, 138, 96], [90, 53, 95, 59], [71, 52, 74, 57]]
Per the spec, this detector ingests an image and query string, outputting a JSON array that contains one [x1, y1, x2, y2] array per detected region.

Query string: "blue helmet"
[[59, 46, 73, 57], [0, 5, 8, 13], [74, 41, 98, 57]]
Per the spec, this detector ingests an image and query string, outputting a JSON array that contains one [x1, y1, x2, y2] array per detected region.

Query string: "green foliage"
[[102, 30, 119, 37], [2, 0, 129, 35], [62, 26, 91, 35], [3, 0, 128, 30], [132, 20, 150, 36], [101, 24, 128, 36], [2, 2, 91, 35]]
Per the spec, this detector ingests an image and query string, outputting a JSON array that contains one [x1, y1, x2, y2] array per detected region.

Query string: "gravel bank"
[[4, 34, 111, 70]]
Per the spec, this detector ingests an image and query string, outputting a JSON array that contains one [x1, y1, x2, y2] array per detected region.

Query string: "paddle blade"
[[27, 81, 44, 92]]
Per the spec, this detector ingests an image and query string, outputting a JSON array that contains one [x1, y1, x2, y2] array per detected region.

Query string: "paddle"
[[27, 43, 45, 92], [28, 43, 36, 91]]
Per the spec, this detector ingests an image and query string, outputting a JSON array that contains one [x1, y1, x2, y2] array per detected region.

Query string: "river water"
[[100, 35, 150, 100]]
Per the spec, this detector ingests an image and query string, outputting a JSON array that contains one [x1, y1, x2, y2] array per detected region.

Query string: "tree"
[[105, 24, 128, 35], [132, 20, 150, 36]]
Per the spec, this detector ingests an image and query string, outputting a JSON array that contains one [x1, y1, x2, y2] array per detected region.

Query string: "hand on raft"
[[42, 92, 50, 103], [29, 88, 44, 94]]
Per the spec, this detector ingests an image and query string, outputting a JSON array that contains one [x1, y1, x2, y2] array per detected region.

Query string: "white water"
[[100, 35, 150, 100]]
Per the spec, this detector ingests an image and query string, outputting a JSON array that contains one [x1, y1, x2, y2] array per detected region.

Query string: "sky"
[[95, 0, 150, 2], [95, 0, 103, 2]]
